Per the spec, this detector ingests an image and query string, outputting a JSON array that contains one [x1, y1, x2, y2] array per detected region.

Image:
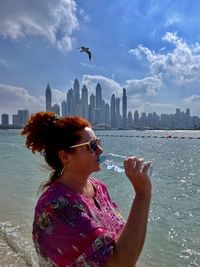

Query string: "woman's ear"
[[58, 150, 69, 164]]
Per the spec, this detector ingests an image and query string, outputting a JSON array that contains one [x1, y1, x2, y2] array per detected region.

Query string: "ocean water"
[[0, 129, 200, 267]]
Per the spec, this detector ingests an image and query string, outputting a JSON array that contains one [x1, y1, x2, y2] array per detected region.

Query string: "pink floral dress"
[[33, 177, 125, 267]]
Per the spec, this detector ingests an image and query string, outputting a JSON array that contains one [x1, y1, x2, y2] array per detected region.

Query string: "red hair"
[[21, 111, 91, 191]]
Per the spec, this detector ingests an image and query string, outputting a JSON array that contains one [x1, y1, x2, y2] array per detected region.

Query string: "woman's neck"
[[57, 171, 93, 196]]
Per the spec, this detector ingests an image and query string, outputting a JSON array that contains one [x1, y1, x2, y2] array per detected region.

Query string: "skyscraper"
[[81, 85, 88, 120], [89, 93, 95, 123], [52, 104, 60, 116], [115, 98, 121, 128], [122, 88, 127, 128], [61, 100, 67, 116], [17, 109, 29, 125], [73, 78, 80, 104], [45, 83, 52, 112], [95, 83, 102, 109], [134, 110, 139, 127], [110, 93, 116, 128], [127, 111, 133, 128], [1, 113, 9, 125], [67, 89, 75, 115], [105, 103, 110, 126]]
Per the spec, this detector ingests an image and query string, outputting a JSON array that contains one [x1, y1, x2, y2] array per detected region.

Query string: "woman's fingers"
[[142, 161, 152, 176], [135, 158, 144, 172], [124, 156, 152, 194], [124, 157, 147, 176], [124, 157, 137, 177]]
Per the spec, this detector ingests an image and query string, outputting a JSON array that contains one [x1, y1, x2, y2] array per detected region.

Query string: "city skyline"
[[45, 79, 200, 129], [1, 78, 200, 130], [1, 1, 200, 119]]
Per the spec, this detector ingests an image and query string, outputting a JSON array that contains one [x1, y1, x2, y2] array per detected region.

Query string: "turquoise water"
[[0, 129, 200, 267]]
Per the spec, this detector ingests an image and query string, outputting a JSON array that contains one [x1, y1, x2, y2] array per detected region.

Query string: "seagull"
[[78, 46, 92, 60]]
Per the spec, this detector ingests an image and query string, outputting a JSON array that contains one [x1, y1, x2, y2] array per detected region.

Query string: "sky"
[[1, 0, 200, 123]]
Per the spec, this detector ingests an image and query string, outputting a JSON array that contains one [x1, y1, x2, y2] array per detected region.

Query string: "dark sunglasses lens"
[[90, 139, 98, 151]]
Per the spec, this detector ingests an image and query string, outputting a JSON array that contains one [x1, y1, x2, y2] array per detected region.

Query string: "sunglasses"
[[69, 138, 101, 152]]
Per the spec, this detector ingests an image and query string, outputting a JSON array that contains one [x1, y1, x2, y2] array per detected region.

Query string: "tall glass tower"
[[45, 83, 52, 112], [73, 78, 80, 104], [122, 88, 127, 128], [95, 83, 102, 109], [110, 93, 116, 128]]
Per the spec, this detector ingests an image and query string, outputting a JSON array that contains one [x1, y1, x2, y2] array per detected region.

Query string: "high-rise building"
[[1, 113, 9, 125], [45, 83, 52, 112], [52, 104, 60, 116], [81, 85, 88, 120], [185, 108, 191, 128], [12, 114, 19, 126], [140, 112, 147, 127], [96, 83, 102, 109], [67, 89, 75, 115], [100, 100, 106, 123], [127, 111, 133, 128], [61, 100, 67, 116], [105, 103, 110, 126], [115, 98, 120, 128], [73, 78, 80, 104], [122, 88, 127, 128], [134, 110, 139, 127], [89, 93, 95, 123], [110, 93, 116, 128], [17, 109, 29, 126], [73, 78, 81, 115]]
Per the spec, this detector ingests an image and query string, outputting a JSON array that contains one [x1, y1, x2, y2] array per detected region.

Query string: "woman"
[[21, 111, 152, 267]]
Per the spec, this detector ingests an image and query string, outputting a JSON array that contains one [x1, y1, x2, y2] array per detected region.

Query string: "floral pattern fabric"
[[33, 178, 125, 267]]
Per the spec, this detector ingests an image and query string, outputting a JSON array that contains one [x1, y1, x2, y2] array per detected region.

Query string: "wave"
[[0, 221, 38, 267]]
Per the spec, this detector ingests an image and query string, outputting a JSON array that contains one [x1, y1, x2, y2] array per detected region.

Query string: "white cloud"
[[140, 102, 176, 115], [79, 8, 91, 23], [80, 74, 168, 116], [0, 83, 44, 118], [130, 32, 200, 85], [124, 75, 163, 96], [82, 75, 122, 102], [165, 13, 181, 27], [80, 62, 93, 68], [184, 95, 200, 103], [122, 92, 176, 115], [0, 83, 68, 123], [183, 95, 200, 116], [0, 0, 79, 52], [51, 89, 66, 105]]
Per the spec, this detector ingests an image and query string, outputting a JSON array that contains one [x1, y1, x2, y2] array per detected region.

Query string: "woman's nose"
[[97, 145, 103, 154]]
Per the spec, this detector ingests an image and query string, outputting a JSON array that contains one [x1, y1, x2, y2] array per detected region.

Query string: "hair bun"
[[21, 112, 60, 153]]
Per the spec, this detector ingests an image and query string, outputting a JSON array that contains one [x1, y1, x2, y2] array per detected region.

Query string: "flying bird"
[[78, 46, 92, 61]]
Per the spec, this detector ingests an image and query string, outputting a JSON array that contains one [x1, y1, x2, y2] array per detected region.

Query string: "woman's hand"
[[106, 157, 152, 267], [124, 157, 152, 196]]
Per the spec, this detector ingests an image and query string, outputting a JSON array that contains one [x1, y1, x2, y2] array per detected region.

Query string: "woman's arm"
[[106, 157, 152, 267]]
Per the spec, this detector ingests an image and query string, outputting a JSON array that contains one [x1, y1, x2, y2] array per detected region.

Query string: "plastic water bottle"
[[99, 153, 153, 177]]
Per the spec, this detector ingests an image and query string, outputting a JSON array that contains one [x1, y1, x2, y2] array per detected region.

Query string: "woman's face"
[[68, 127, 103, 175]]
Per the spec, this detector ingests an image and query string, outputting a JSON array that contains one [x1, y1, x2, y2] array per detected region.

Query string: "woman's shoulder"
[[35, 182, 79, 211]]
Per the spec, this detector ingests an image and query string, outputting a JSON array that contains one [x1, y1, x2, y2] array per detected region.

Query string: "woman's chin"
[[93, 165, 101, 172]]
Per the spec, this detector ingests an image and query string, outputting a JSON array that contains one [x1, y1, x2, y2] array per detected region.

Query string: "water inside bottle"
[[99, 153, 153, 177]]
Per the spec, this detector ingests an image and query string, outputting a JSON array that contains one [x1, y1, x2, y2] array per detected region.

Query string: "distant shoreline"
[[0, 125, 199, 131], [0, 125, 23, 130]]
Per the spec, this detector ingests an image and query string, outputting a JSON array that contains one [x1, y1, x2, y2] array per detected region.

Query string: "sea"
[[0, 129, 199, 267]]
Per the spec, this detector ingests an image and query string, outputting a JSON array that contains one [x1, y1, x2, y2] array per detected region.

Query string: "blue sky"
[[1, 0, 200, 122]]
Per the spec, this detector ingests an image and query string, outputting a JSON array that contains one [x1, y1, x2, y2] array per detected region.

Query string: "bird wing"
[[77, 46, 91, 60], [86, 50, 92, 60]]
